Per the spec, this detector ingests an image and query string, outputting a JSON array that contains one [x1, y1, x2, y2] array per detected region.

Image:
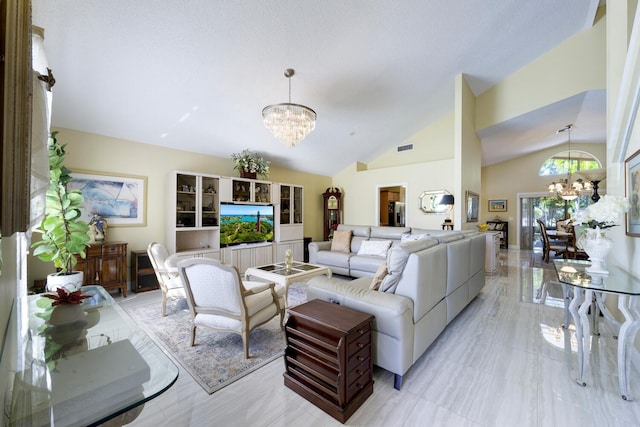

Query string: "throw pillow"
[[369, 262, 388, 291], [357, 240, 392, 257], [331, 230, 352, 253]]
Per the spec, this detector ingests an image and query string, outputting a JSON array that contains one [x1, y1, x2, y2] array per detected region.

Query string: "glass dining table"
[[0, 286, 178, 426], [553, 259, 640, 401]]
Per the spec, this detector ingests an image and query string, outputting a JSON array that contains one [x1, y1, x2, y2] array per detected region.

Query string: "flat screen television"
[[219, 203, 274, 247]]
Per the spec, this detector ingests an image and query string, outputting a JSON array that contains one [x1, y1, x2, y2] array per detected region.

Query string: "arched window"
[[539, 150, 602, 176]]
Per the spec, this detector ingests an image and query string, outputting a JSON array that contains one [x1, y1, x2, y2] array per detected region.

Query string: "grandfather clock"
[[323, 187, 342, 240]]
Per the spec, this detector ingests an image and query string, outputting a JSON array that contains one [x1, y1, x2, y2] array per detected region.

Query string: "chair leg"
[[242, 332, 250, 359], [190, 325, 196, 346], [162, 294, 167, 317]]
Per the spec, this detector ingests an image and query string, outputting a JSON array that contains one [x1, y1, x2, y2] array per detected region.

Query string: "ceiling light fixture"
[[548, 124, 592, 201], [262, 68, 316, 148]]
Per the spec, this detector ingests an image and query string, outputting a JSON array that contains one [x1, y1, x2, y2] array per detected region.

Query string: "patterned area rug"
[[125, 282, 307, 394]]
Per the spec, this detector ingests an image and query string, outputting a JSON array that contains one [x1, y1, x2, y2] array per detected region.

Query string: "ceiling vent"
[[397, 144, 413, 152]]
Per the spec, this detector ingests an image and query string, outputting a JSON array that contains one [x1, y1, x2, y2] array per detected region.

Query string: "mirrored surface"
[[419, 190, 448, 214]]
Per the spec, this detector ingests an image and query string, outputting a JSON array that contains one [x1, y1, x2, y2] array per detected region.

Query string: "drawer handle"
[[358, 328, 365, 334], [357, 356, 364, 362], [358, 342, 364, 348], [356, 382, 363, 389], [356, 369, 363, 376]]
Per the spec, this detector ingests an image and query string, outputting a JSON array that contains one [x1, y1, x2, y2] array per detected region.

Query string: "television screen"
[[220, 203, 274, 246]]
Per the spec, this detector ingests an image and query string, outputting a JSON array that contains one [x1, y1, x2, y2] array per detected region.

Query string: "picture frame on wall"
[[488, 199, 507, 212], [626, 149, 640, 237], [466, 190, 479, 222], [68, 169, 147, 226]]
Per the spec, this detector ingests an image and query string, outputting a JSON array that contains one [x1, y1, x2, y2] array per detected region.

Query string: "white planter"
[[582, 228, 613, 275], [46, 271, 84, 293]]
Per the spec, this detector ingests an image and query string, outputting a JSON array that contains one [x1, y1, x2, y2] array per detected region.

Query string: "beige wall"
[[481, 143, 607, 247], [333, 159, 455, 230], [27, 128, 331, 287], [476, 8, 606, 131]]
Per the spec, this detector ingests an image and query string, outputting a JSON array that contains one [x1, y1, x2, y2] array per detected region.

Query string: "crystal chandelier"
[[548, 124, 592, 201], [262, 68, 316, 148]]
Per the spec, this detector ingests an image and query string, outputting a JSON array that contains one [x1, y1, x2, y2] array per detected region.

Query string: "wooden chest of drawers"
[[284, 299, 374, 423]]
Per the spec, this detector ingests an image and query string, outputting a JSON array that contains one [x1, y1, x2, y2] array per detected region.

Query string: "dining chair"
[[177, 258, 285, 358], [563, 224, 589, 260], [537, 219, 567, 263], [147, 242, 186, 316]]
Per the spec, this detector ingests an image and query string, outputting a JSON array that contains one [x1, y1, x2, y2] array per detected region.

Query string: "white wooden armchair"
[[177, 258, 285, 358], [147, 242, 186, 316]]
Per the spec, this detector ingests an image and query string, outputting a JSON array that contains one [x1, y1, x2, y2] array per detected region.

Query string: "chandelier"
[[262, 68, 316, 148], [548, 124, 592, 201]]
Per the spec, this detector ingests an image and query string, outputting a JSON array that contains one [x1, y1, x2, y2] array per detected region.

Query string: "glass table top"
[[553, 259, 640, 296], [1, 286, 178, 426], [256, 262, 324, 276]]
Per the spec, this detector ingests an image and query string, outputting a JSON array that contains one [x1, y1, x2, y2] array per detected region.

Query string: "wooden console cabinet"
[[75, 242, 128, 297], [284, 299, 374, 423]]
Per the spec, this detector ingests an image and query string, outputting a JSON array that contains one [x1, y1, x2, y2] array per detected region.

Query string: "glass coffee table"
[[1, 286, 178, 426], [245, 262, 332, 307]]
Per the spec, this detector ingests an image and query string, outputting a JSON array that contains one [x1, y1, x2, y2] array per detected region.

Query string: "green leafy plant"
[[231, 149, 270, 178], [31, 132, 90, 274]]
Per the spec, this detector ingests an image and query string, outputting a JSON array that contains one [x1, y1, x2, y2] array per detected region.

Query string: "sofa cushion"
[[315, 249, 351, 269], [370, 226, 411, 241], [380, 237, 439, 293], [369, 262, 388, 290], [350, 255, 386, 276], [338, 224, 371, 253], [357, 240, 392, 257], [331, 230, 352, 253], [401, 233, 429, 243]]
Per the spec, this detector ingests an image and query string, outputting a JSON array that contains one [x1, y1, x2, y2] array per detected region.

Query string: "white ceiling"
[[32, 0, 603, 176]]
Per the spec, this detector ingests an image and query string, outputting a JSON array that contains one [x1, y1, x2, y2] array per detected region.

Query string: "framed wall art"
[[68, 169, 147, 226], [626, 149, 640, 236], [488, 199, 507, 212], [466, 190, 479, 222]]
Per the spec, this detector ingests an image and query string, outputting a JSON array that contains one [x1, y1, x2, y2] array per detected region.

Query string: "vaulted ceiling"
[[32, 0, 603, 176]]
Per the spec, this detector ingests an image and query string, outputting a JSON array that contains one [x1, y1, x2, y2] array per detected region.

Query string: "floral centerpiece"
[[573, 195, 630, 229], [231, 149, 270, 179], [572, 195, 630, 275]]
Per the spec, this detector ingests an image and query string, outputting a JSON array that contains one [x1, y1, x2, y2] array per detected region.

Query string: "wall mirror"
[[419, 190, 448, 214], [466, 190, 479, 222]]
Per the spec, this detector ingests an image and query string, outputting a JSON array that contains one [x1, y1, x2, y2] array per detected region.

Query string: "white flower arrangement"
[[573, 195, 630, 230], [231, 149, 270, 178]]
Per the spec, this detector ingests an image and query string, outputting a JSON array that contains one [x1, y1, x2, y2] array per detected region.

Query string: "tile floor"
[[117, 250, 640, 426]]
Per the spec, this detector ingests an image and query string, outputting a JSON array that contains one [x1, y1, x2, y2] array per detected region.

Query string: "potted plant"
[[231, 149, 270, 179], [31, 131, 91, 292]]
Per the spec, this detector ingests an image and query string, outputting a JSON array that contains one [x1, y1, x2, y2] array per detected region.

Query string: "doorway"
[[378, 185, 406, 227], [519, 193, 591, 250]]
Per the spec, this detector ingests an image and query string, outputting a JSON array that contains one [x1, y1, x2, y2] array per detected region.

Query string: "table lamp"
[[439, 194, 455, 224]]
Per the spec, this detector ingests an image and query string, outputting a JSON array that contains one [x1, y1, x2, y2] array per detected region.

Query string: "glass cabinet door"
[[280, 185, 291, 224], [293, 186, 302, 224], [176, 174, 197, 227], [201, 176, 218, 227], [255, 182, 271, 203]]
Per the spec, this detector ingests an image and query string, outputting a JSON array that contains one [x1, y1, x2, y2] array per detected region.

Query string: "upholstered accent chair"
[[147, 241, 186, 316], [177, 258, 285, 358]]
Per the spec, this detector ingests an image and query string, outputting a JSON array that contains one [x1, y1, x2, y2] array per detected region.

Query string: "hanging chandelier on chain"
[[548, 124, 592, 201], [262, 68, 316, 148]]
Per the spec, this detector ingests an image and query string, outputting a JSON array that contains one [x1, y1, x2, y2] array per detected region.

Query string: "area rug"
[[126, 282, 307, 394]]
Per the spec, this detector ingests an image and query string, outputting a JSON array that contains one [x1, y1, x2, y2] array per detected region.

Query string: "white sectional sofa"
[[306, 227, 486, 390]]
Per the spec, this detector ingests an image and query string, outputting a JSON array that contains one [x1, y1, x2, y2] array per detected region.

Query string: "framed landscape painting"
[[488, 199, 507, 212], [69, 170, 147, 226], [626, 149, 640, 236]]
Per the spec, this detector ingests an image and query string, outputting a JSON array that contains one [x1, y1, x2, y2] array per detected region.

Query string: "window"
[[539, 150, 602, 176]]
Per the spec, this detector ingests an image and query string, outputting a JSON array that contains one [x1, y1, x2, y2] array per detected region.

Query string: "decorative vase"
[[240, 170, 256, 179], [284, 250, 293, 271], [46, 271, 84, 292], [583, 227, 613, 275]]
